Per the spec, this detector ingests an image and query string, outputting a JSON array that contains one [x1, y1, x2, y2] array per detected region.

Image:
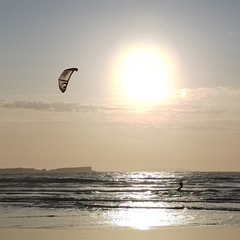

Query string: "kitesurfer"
[[177, 180, 183, 191]]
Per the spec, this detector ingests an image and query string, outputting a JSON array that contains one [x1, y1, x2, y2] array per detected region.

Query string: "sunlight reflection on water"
[[104, 209, 186, 230]]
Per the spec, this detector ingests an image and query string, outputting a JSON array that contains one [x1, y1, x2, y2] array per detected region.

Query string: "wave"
[[1, 172, 240, 215]]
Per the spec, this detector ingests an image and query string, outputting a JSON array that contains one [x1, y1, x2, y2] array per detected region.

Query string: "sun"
[[115, 46, 171, 102]]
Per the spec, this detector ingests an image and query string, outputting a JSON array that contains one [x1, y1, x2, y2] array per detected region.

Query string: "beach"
[[1, 172, 239, 238], [1, 227, 240, 240]]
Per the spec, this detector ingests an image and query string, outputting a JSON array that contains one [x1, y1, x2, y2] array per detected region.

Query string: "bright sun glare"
[[115, 46, 171, 103]]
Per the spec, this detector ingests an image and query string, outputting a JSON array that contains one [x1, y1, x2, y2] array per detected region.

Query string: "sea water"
[[0, 172, 239, 230]]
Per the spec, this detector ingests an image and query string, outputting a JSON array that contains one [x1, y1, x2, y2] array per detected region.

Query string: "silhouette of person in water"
[[177, 180, 183, 191]]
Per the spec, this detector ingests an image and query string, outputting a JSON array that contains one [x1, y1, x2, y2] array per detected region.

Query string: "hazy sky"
[[1, 0, 240, 171]]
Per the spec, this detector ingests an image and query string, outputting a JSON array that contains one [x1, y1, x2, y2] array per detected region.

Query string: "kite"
[[58, 68, 78, 93]]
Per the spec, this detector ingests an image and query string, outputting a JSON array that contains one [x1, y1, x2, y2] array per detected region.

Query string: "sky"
[[1, 0, 240, 172]]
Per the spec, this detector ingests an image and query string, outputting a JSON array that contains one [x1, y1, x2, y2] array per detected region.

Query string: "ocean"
[[0, 172, 239, 230]]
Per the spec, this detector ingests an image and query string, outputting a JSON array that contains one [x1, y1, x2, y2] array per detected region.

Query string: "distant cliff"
[[0, 167, 94, 174], [48, 167, 93, 173]]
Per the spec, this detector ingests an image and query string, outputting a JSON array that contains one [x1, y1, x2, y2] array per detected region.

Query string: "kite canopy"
[[58, 68, 78, 93]]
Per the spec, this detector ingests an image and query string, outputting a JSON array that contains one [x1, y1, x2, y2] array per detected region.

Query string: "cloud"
[[0, 99, 122, 113], [1, 87, 240, 131], [144, 87, 240, 131], [1, 87, 240, 116]]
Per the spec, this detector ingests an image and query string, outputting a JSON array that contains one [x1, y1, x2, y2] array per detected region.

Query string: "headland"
[[0, 167, 94, 174]]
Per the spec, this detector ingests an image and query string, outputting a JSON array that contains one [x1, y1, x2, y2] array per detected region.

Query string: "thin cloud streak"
[[1, 87, 240, 112], [0, 100, 122, 113], [1, 87, 240, 132]]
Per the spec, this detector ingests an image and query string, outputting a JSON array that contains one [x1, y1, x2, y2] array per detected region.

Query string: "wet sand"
[[0, 226, 240, 240]]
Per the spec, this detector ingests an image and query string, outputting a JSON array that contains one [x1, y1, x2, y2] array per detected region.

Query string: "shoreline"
[[1, 226, 240, 240]]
